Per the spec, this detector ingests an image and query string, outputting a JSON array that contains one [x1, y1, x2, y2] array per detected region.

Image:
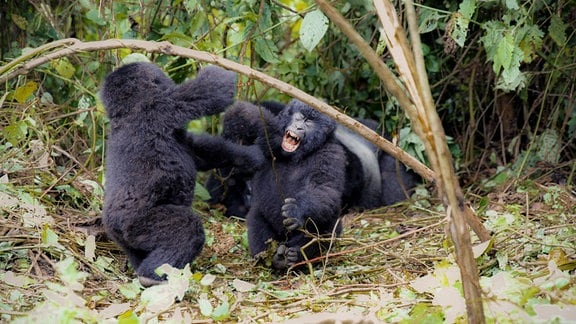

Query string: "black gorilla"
[[206, 101, 419, 219], [100, 62, 264, 286], [241, 99, 347, 270]]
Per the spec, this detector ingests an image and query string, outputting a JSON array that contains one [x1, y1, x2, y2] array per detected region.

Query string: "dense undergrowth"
[[1, 0, 575, 322]]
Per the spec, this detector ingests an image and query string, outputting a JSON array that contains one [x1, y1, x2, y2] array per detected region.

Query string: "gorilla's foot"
[[138, 275, 166, 287], [272, 244, 300, 270]]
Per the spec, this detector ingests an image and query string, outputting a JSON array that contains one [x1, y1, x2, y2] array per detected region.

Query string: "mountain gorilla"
[[245, 99, 347, 269], [100, 62, 264, 286], [206, 99, 419, 270]]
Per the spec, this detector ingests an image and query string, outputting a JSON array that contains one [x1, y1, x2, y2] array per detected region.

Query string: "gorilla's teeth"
[[282, 131, 300, 152], [286, 131, 300, 143]]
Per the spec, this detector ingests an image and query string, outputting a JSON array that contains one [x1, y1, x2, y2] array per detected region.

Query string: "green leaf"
[[195, 182, 211, 201], [86, 9, 106, 26], [54, 257, 88, 290], [198, 298, 213, 317], [497, 65, 525, 91], [3, 120, 28, 145], [41, 225, 60, 247], [117, 310, 140, 324], [481, 20, 507, 60], [536, 129, 560, 163], [121, 53, 150, 65], [494, 33, 515, 72], [118, 282, 141, 300], [11, 14, 27, 30], [458, 0, 476, 20], [418, 7, 442, 34], [13, 81, 37, 103], [451, 14, 469, 47], [449, 0, 476, 47], [212, 301, 230, 321], [549, 15, 567, 46], [299, 9, 329, 51], [517, 24, 543, 64], [254, 38, 279, 63], [116, 18, 132, 36], [504, 0, 520, 10], [409, 303, 444, 324], [52, 58, 76, 79], [184, 0, 198, 14]]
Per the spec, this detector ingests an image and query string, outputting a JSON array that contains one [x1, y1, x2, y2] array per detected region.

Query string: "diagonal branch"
[[0, 38, 434, 182]]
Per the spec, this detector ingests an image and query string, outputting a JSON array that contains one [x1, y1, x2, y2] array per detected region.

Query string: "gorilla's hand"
[[272, 244, 299, 270], [238, 144, 266, 173], [281, 198, 303, 231]]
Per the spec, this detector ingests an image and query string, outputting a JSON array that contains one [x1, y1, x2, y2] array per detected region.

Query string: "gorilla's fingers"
[[281, 198, 303, 231], [282, 217, 301, 231], [272, 244, 300, 269]]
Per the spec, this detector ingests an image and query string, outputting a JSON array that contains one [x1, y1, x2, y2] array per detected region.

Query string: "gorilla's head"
[[276, 100, 336, 160], [100, 62, 174, 119]]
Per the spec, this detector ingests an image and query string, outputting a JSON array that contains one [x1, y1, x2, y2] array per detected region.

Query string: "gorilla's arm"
[[176, 129, 265, 173], [172, 66, 237, 118], [221, 101, 277, 143], [281, 142, 347, 231]]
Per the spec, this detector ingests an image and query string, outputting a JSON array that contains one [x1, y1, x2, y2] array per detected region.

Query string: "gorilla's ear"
[[173, 66, 237, 116]]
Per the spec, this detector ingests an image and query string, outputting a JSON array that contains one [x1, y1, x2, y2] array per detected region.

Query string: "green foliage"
[[300, 9, 329, 51], [481, 17, 543, 91], [451, 0, 476, 47]]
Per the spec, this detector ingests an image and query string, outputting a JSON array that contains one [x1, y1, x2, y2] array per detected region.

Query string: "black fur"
[[206, 101, 419, 219], [244, 99, 347, 270], [336, 118, 420, 209], [100, 62, 263, 286]]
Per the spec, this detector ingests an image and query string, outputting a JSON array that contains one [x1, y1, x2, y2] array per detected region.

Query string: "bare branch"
[[0, 38, 434, 181]]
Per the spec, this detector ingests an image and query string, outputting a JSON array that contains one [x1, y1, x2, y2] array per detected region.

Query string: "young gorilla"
[[238, 99, 348, 270], [100, 62, 264, 286]]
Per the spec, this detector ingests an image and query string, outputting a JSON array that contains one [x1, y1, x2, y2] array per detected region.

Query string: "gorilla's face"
[[282, 111, 313, 153], [276, 100, 335, 159]]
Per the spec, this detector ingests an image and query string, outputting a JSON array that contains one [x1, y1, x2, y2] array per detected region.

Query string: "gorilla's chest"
[[253, 157, 318, 196]]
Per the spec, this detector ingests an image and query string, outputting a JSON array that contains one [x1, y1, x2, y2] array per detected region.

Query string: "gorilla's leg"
[[246, 213, 279, 257], [124, 205, 205, 286], [379, 153, 420, 205]]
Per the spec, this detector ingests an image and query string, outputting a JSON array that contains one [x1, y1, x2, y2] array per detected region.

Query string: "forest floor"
[[0, 159, 575, 323]]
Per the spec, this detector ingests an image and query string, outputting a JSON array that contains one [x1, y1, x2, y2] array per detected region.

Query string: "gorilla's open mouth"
[[282, 130, 300, 152]]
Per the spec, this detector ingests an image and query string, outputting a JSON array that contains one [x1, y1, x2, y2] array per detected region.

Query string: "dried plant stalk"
[[315, 0, 488, 322]]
